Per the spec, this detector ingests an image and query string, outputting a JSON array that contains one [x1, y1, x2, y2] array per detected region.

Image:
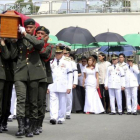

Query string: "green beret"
[[24, 18, 35, 26], [36, 26, 50, 34]]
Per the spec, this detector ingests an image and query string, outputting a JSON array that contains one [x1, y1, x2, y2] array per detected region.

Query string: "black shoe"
[[66, 115, 71, 119], [118, 112, 122, 115], [38, 127, 42, 133], [58, 121, 63, 124], [15, 117, 25, 137], [0, 125, 2, 133], [8, 118, 13, 122], [127, 112, 131, 115], [50, 119, 56, 125], [109, 112, 116, 115], [2, 125, 8, 131], [133, 112, 137, 115]]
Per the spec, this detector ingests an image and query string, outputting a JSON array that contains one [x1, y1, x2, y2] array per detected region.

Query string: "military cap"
[[127, 56, 134, 61], [56, 43, 65, 53], [24, 18, 35, 26], [65, 47, 71, 53], [111, 53, 118, 60], [36, 26, 50, 34]]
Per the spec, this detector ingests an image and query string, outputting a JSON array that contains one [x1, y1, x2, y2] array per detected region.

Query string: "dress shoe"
[[118, 112, 122, 115], [133, 112, 137, 115], [109, 112, 116, 115], [66, 115, 71, 119], [127, 112, 131, 115], [57, 121, 63, 124], [8, 118, 13, 122], [50, 119, 56, 125], [2, 125, 8, 131], [0, 125, 2, 133]]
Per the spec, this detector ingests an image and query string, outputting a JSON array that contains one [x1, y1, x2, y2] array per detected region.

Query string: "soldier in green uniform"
[[10, 19, 46, 137], [0, 38, 10, 133], [1, 40, 17, 132], [34, 26, 55, 134]]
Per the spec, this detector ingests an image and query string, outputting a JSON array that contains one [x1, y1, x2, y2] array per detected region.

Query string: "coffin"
[[0, 10, 21, 38]]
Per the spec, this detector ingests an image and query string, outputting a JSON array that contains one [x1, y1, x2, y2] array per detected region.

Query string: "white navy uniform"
[[105, 63, 125, 113], [125, 64, 139, 113], [48, 56, 73, 122], [66, 59, 78, 116]]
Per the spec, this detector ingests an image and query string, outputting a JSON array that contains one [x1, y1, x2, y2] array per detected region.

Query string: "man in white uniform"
[[118, 53, 127, 113], [47, 44, 73, 124], [105, 54, 125, 115], [63, 47, 78, 119], [125, 56, 139, 115]]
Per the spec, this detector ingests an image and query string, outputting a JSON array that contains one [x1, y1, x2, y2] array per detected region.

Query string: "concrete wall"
[[29, 13, 140, 36]]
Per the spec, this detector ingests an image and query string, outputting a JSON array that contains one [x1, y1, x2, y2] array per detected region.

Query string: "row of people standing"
[[72, 53, 139, 115]]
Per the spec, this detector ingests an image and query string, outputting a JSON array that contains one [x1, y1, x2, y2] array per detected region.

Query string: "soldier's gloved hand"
[[0, 38, 5, 46], [18, 25, 25, 34]]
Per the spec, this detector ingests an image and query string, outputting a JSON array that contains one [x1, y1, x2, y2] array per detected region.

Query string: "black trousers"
[[1, 81, 13, 125], [0, 80, 5, 118], [99, 84, 109, 111], [122, 90, 126, 111], [80, 86, 85, 111], [15, 80, 39, 119]]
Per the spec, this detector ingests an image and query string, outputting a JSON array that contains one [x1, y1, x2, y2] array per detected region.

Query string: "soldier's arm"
[[67, 62, 73, 90], [40, 45, 52, 59], [130, 65, 139, 74], [0, 41, 10, 60], [24, 34, 44, 51]]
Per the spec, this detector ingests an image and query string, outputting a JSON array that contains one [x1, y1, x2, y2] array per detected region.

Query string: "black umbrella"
[[75, 47, 98, 54], [56, 26, 96, 45], [95, 32, 126, 42]]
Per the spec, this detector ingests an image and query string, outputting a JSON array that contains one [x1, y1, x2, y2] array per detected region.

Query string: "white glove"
[[18, 25, 25, 34]]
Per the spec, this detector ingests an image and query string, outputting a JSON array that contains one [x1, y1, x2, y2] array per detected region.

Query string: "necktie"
[[114, 65, 116, 69], [57, 60, 59, 66]]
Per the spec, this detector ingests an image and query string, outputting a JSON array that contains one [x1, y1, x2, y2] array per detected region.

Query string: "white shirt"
[[98, 61, 111, 84], [48, 56, 73, 92], [105, 63, 125, 89], [125, 64, 139, 88]]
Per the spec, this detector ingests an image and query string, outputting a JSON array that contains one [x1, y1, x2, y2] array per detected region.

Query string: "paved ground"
[[0, 112, 140, 140]]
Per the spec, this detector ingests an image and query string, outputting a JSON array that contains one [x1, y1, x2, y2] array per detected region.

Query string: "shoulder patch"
[[64, 57, 71, 61]]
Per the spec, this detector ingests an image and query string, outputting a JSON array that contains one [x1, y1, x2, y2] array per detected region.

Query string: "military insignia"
[[41, 27, 45, 31], [61, 63, 66, 68]]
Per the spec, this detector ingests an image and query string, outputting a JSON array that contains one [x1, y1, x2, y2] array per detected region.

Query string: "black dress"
[[72, 63, 83, 113]]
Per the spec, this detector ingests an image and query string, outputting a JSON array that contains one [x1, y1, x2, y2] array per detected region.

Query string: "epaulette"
[[64, 57, 71, 61]]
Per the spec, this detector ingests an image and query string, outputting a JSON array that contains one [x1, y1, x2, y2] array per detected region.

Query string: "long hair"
[[87, 56, 96, 68], [99, 53, 106, 61]]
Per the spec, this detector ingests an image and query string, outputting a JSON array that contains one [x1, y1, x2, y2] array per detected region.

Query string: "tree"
[[100, 0, 123, 7]]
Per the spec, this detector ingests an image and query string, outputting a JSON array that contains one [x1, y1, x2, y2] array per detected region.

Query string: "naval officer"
[[105, 54, 125, 115], [125, 56, 139, 115], [47, 44, 73, 124]]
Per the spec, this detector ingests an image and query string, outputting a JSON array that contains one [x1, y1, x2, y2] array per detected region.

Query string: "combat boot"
[[33, 120, 40, 135], [15, 117, 25, 137], [26, 119, 35, 137]]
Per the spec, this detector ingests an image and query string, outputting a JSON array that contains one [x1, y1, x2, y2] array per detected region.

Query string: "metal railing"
[[1, 0, 140, 15]]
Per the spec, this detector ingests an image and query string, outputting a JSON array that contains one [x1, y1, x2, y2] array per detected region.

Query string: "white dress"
[[83, 67, 104, 114]]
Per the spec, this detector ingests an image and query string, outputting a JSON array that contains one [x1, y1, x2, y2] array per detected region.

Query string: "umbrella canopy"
[[75, 47, 99, 54], [98, 42, 128, 46], [56, 26, 96, 45], [123, 34, 140, 46], [48, 35, 58, 44], [70, 43, 99, 50], [95, 32, 126, 42], [99, 45, 136, 56]]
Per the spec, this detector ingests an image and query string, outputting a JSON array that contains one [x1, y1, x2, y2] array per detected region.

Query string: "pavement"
[[0, 112, 140, 140]]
